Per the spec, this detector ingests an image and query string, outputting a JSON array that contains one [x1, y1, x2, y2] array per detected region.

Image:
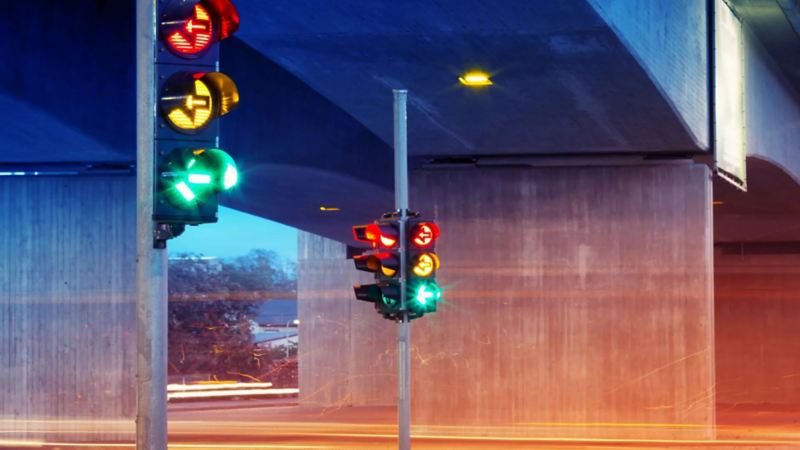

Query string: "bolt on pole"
[[136, 0, 168, 448], [393, 89, 411, 450]]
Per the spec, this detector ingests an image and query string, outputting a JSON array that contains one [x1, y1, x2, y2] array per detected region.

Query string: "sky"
[[168, 206, 298, 262]]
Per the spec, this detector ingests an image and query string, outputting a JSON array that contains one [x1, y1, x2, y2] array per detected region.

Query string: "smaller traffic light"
[[352, 217, 404, 319], [351, 214, 442, 321], [406, 219, 441, 317]]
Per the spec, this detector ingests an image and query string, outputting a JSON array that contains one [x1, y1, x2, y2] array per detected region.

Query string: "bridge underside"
[[1, 0, 800, 444]]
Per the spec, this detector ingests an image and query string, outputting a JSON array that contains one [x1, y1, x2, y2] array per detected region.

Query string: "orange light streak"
[[167, 381, 273, 392], [167, 387, 298, 400]]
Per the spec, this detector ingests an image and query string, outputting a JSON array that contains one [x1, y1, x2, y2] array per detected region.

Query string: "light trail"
[[167, 382, 274, 392], [0, 439, 44, 448], [0, 443, 333, 449], [168, 387, 298, 400], [513, 421, 709, 428]]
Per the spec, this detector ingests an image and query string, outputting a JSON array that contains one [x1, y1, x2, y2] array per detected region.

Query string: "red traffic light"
[[410, 222, 439, 248], [353, 224, 399, 249], [161, 0, 240, 58], [163, 4, 214, 57]]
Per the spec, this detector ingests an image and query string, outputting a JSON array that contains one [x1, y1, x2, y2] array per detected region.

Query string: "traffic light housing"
[[353, 216, 404, 320], [152, 0, 241, 242], [352, 213, 441, 321], [406, 219, 441, 316], [155, 147, 238, 224]]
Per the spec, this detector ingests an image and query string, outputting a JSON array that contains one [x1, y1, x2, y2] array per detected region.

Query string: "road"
[[4, 401, 800, 449], [166, 401, 800, 450]]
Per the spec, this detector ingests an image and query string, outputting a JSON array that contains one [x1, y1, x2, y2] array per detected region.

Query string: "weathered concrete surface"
[[715, 252, 800, 406], [586, 0, 709, 149], [0, 177, 136, 441], [743, 25, 800, 181], [298, 163, 715, 439], [297, 233, 396, 406], [708, 23, 800, 409]]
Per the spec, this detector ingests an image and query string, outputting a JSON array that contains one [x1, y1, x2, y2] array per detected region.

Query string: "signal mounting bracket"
[[153, 223, 186, 249], [381, 210, 420, 220]]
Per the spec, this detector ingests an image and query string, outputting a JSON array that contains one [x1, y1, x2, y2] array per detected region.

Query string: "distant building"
[[252, 299, 298, 348]]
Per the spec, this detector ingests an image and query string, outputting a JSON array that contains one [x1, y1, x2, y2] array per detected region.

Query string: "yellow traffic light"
[[160, 72, 239, 134], [166, 79, 214, 130], [411, 253, 439, 277]]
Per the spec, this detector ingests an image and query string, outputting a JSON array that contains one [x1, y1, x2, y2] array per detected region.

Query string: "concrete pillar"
[[715, 251, 800, 406], [0, 176, 136, 442], [298, 162, 715, 439], [297, 233, 397, 406]]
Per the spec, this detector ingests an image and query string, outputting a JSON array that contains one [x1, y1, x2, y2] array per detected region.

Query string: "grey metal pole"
[[393, 89, 411, 450], [136, 0, 168, 449]]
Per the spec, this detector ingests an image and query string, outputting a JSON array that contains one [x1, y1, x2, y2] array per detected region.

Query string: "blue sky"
[[168, 206, 298, 262]]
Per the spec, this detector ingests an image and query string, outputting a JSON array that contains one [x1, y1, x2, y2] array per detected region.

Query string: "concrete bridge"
[[1, 0, 800, 443]]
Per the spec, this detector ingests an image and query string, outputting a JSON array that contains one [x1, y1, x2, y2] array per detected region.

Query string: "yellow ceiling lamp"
[[459, 70, 493, 87]]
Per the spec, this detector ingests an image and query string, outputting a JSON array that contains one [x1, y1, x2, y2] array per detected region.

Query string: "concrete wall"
[[588, 0, 709, 149], [709, 24, 800, 409], [715, 252, 800, 406], [298, 163, 715, 439], [743, 25, 800, 180], [297, 233, 397, 406], [0, 176, 136, 442]]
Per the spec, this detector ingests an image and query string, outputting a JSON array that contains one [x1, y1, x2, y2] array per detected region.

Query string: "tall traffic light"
[[352, 213, 441, 321], [152, 0, 241, 246]]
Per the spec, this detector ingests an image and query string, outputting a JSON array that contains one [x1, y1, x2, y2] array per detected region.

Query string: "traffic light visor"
[[202, 0, 240, 40], [352, 224, 399, 249], [201, 72, 240, 116]]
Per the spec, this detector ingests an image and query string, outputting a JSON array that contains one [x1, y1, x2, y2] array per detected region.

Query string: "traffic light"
[[406, 220, 441, 316], [353, 221, 401, 277], [155, 147, 238, 223], [152, 0, 241, 244], [351, 213, 442, 321], [353, 217, 404, 320]]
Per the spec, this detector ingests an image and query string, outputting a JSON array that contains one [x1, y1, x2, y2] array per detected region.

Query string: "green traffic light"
[[408, 279, 442, 313], [159, 148, 238, 209]]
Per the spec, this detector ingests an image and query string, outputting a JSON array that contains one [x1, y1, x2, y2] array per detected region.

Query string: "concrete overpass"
[[1, 0, 800, 444]]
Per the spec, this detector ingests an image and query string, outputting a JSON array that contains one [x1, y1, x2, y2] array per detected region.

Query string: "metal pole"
[[393, 89, 411, 450], [136, 0, 168, 449]]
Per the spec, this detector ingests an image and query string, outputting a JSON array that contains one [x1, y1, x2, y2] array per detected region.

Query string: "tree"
[[167, 250, 296, 382]]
